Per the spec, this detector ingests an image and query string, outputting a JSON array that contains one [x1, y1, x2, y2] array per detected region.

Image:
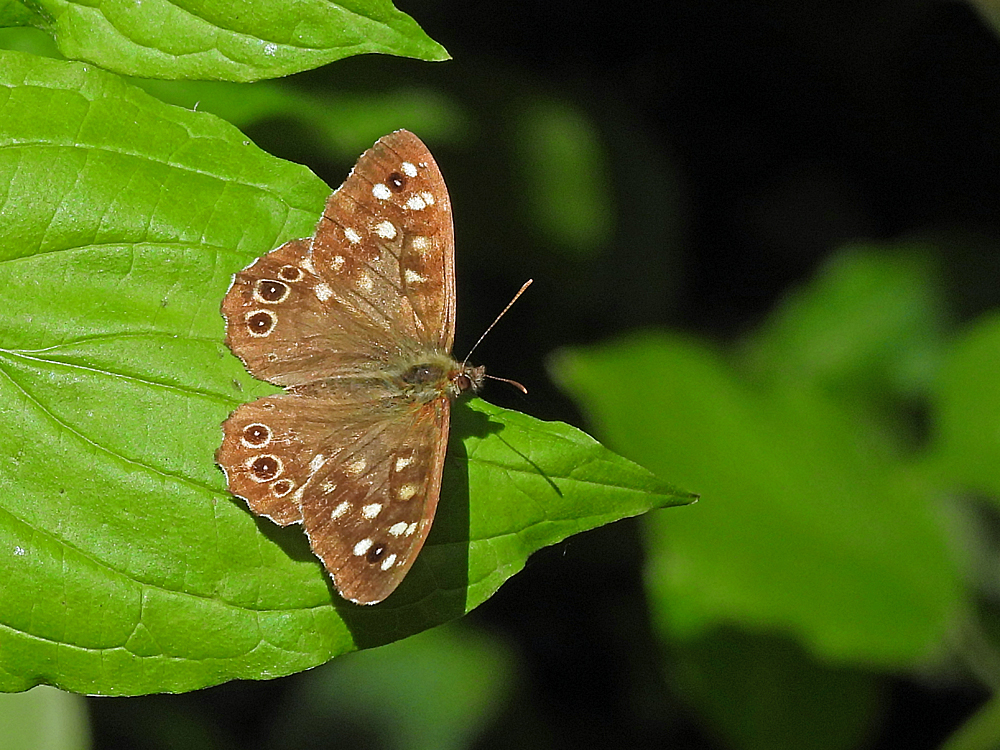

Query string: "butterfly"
[[216, 130, 485, 605]]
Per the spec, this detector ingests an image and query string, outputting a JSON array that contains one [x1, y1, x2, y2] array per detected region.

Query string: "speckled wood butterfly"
[[216, 130, 490, 605]]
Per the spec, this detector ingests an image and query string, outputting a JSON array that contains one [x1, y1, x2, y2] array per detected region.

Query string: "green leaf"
[[511, 98, 614, 256], [0, 50, 687, 696], [671, 630, 879, 750], [744, 246, 945, 400], [0, 686, 91, 750], [938, 693, 1000, 750], [0, 1, 46, 29], [7, 0, 447, 81], [268, 623, 518, 750], [969, 0, 1000, 42], [553, 331, 963, 666], [930, 312, 1000, 498], [0, 26, 466, 157]]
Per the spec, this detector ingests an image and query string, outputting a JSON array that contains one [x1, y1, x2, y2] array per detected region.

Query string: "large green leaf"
[[0, 0, 447, 81], [0, 50, 690, 695]]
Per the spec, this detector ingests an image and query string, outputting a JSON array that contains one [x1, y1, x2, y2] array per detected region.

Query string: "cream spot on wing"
[[394, 456, 412, 472], [410, 236, 430, 253], [321, 479, 337, 493], [404, 269, 426, 285], [331, 500, 351, 519], [361, 503, 382, 519], [347, 457, 367, 476], [344, 228, 361, 244], [372, 183, 392, 200], [401, 161, 418, 177], [300, 256, 316, 274], [357, 272, 374, 293], [314, 282, 333, 301], [405, 522, 418, 536], [331, 255, 346, 272], [353, 538, 373, 556], [380, 553, 397, 571], [389, 521, 408, 536], [420, 191, 435, 206], [374, 220, 397, 239], [405, 195, 427, 211], [309, 454, 326, 474], [397, 483, 418, 501]]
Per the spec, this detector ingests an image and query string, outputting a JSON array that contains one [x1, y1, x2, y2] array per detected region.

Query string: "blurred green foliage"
[[0, 687, 90, 750]]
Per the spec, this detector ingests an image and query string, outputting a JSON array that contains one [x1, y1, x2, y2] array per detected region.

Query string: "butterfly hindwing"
[[216, 392, 367, 527], [299, 399, 450, 605]]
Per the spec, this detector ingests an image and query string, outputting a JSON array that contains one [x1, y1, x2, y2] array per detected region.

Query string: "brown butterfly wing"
[[216, 393, 353, 526], [218, 130, 460, 604], [299, 397, 450, 605], [314, 129, 456, 353], [221, 130, 455, 387]]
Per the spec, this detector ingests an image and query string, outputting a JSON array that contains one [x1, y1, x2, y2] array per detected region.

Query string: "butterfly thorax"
[[395, 351, 485, 403]]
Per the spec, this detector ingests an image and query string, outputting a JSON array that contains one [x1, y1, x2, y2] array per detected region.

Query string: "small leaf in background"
[[671, 629, 880, 750], [0, 686, 91, 750], [551, 245, 979, 745], [0, 50, 690, 696], [512, 97, 615, 256], [554, 330, 963, 666], [744, 246, 946, 400], [267, 623, 518, 750], [969, 0, 1000, 39], [930, 312, 1000, 499], [1, 0, 448, 81], [138, 77, 470, 162]]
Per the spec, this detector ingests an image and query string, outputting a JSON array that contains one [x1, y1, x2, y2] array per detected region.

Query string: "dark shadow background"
[[86, 1, 1000, 748]]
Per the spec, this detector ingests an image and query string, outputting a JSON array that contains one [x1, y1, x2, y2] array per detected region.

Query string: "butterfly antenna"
[[485, 373, 529, 395], [462, 279, 533, 394]]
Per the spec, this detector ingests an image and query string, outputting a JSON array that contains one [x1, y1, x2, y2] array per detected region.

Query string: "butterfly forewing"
[[221, 131, 455, 385], [313, 129, 456, 353], [217, 130, 472, 605], [221, 238, 384, 388]]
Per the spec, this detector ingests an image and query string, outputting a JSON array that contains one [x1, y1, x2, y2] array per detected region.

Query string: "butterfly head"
[[450, 363, 486, 398]]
